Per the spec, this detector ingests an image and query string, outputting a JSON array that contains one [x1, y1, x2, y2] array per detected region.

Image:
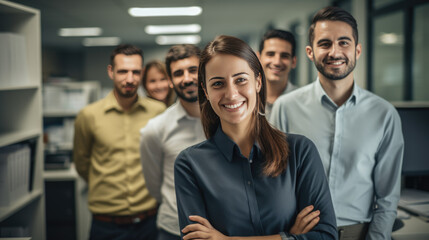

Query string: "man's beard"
[[172, 81, 198, 103], [115, 84, 137, 98], [314, 55, 356, 81]]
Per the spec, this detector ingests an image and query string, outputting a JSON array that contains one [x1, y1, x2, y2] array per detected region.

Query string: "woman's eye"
[[236, 77, 247, 83], [212, 81, 223, 87]]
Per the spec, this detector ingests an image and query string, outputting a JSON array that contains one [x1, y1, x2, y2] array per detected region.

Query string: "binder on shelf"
[[0, 144, 31, 207], [0, 33, 29, 88]]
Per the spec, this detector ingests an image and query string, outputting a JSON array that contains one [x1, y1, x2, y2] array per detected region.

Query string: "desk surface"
[[43, 163, 79, 181], [392, 214, 429, 240]]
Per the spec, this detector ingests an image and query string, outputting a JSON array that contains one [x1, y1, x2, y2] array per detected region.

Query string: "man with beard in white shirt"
[[140, 44, 206, 240]]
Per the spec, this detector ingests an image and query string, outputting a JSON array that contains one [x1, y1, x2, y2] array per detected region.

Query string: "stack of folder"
[[0, 144, 31, 206]]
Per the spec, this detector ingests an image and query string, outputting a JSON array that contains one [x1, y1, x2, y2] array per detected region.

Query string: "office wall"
[[352, 0, 368, 89], [82, 47, 111, 88], [42, 47, 84, 82]]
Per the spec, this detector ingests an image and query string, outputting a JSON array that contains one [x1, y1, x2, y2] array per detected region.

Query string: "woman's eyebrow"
[[232, 72, 249, 77], [208, 72, 249, 81], [208, 76, 224, 81]]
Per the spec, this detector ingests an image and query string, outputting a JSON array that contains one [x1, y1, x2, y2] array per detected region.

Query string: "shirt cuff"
[[279, 232, 296, 240]]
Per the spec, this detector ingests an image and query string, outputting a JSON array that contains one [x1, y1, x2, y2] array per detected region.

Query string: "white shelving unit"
[[43, 111, 80, 118], [0, 1, 45, 239]]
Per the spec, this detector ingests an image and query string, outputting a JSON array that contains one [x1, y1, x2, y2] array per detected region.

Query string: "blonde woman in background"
[[142, 60, 176, 107]]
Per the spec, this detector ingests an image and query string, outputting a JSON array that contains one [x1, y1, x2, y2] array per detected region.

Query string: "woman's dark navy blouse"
[[174, 127, 338, 239]]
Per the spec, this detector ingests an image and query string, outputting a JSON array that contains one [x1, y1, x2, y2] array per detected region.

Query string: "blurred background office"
[[5, 0, 428, 101], [0, 0, 428, 239]]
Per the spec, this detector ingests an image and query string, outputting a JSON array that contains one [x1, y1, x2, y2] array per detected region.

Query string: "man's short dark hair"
[[165, 44, 201, 78], [259, 29, 296, 57], [308, 6, 358, 47], [110, 44, 143, 67]]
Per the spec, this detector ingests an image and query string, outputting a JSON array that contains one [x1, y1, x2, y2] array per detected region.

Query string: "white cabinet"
[[0, 0, 45, 239]]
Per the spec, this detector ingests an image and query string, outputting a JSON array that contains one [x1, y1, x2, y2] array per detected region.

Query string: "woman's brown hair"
[[198, 35, 289, 177], [142, 60, 175, 106]]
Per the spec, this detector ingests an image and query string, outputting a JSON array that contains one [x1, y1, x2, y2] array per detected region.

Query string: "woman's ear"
[[256, 74, 262, 93]]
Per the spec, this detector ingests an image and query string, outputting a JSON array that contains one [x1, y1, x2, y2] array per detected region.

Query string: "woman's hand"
[[290, 205, 320, 235], [182, 215, 230, 240]]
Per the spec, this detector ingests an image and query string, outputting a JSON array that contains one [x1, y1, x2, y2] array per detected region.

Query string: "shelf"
[[0, 85, 39, 91], [43, 111, 78, 117], [44, 163, 79, 181], [0, 0, 37, 14], [391, 101, 429, 108], [0, 189, 43, 222], [45, 142, 73, 152], [0, 129, 40, 148], [0, 0, 44, 238], [0, 238, 31, 240]]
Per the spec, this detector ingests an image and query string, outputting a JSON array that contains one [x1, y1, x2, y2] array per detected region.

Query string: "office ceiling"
[[9, 0, 329, 49]]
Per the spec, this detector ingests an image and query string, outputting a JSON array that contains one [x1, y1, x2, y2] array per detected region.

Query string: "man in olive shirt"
[[74, 44, 165, 240]]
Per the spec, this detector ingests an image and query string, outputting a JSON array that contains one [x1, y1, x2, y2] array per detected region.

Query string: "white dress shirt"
[[140, 102, 205, 235]]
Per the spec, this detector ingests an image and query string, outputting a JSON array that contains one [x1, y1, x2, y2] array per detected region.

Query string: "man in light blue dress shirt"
[[270, 6, 404, 240]]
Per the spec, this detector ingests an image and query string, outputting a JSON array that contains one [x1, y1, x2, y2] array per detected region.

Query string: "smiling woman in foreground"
[[174, 35, 338, 240]]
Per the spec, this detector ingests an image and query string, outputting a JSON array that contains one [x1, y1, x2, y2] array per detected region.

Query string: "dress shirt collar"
[[212, 126, 261, 162], [315, 78, 359, 110], [103, 90, 147, 113], [174, 101, 200, 122]]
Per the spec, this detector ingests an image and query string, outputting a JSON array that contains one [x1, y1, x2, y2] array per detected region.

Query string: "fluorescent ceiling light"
[[156, 35, 201, 45], [379, 32, 401, 45], [129, 6, 202, 17], [58, 27, 102, 37], [82, 37, 121, 47], [145, 24, 201, 35]]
